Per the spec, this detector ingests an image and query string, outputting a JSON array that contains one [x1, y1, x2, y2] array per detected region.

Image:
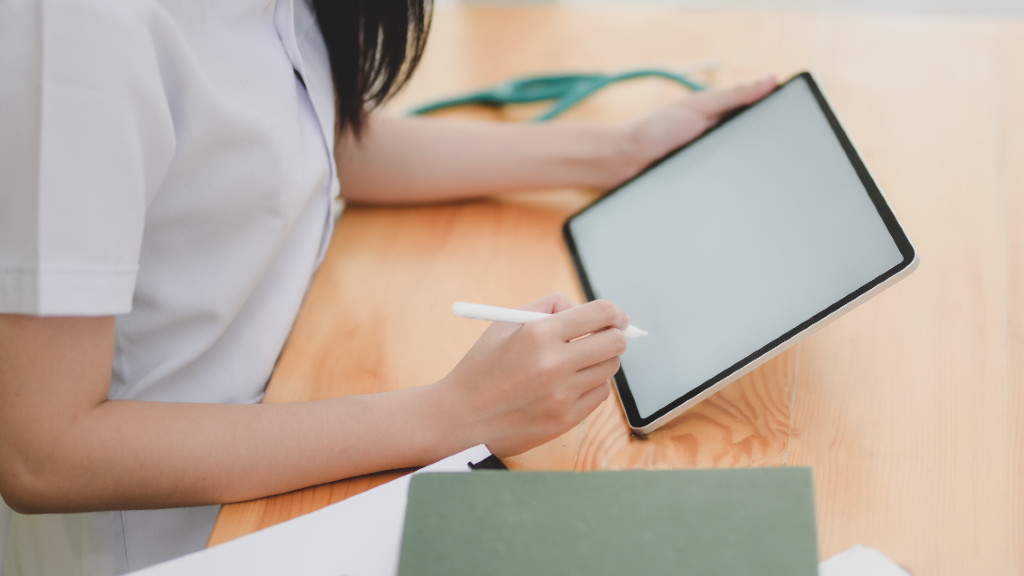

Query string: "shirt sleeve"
[[0, 0, 175, 316]]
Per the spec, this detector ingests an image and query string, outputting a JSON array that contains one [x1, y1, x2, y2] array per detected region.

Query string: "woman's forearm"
[[0, 316, 477, 513], [335, 114, 641, 204], [4, 384, 474, 514], [0, 295, 627, 514], [16, 386, 471, 513], [334, 78, 777, 205]]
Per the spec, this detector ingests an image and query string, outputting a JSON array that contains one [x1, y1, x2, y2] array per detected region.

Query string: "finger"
[[571, 379, 613, 422], [516, 292, 574, 315], [573, 355, 621, 387], [552, 299, 629, 342], [686, 75, 777, 120], [548, 293, 575, 314], [568, 327, 627, 371]]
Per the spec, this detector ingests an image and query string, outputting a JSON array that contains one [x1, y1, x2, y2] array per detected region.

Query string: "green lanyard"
[[408, 69, 707, 122]]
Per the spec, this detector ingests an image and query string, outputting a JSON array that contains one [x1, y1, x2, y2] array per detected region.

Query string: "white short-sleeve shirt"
[[0, 0, 340, 573]]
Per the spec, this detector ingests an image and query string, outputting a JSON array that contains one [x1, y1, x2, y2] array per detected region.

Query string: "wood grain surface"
[[1005, 20, 1023, 576], [208, 7, 1023, 575]]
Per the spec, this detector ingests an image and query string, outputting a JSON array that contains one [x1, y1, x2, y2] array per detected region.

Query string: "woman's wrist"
[[416, 376, 484, 458], [563, 122, 646, 190]]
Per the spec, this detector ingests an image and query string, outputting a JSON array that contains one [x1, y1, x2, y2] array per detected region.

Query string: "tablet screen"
[[565, 73, 913, 426]]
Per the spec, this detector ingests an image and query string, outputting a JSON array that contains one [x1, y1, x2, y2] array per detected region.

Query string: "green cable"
[[408, 69, 707, 122], [531, 70, 705, 121]]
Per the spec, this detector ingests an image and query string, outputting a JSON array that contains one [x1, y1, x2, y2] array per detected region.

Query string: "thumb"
[[687, 75, 777, 119], [518, 292, 575, 315]]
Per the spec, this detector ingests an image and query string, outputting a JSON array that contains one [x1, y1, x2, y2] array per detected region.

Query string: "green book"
[[397, 468, 818, 576]]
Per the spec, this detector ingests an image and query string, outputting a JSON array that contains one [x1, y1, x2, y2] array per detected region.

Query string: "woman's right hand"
[[437, 293, 629, 458]]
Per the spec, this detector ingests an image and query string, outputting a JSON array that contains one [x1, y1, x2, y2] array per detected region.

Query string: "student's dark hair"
[[310, 0, 433, 139]]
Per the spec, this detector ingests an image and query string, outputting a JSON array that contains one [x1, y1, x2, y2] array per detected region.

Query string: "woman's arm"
[[0, 78, 775, 515], [336, 77, 776, 203], [0, 294, 626, 513]]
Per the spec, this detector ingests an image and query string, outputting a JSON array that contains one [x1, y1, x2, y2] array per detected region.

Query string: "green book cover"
[[397, 468, 818, 576]]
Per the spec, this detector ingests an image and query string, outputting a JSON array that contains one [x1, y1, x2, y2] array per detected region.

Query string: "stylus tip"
[[624, 325, 648, 339]]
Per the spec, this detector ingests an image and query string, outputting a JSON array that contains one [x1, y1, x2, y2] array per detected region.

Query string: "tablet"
[[564, 72, 917, 434]]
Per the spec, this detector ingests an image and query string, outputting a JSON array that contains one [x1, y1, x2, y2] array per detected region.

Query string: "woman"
[[0, 0, 774, 573]]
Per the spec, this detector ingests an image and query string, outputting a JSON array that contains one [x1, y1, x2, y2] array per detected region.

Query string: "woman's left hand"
[[619, 75, 777, 177], [336, 75, 777, 203]]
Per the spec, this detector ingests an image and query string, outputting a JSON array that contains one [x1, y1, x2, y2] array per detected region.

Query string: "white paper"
[[130, 445, 492, 576], [819, 544, 912, 576]]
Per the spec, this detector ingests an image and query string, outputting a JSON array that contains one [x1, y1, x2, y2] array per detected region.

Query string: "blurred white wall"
[[448, 0, 1024, 17]]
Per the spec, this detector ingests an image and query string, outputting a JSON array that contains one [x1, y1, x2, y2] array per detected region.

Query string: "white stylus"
[[451, 302, 649, 338]]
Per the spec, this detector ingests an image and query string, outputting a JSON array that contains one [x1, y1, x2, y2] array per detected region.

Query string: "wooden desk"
[[209, 6, 1023, 575]]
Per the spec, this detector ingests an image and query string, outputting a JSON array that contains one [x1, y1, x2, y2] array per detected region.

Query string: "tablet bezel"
[[563, 72, 917, 433]]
